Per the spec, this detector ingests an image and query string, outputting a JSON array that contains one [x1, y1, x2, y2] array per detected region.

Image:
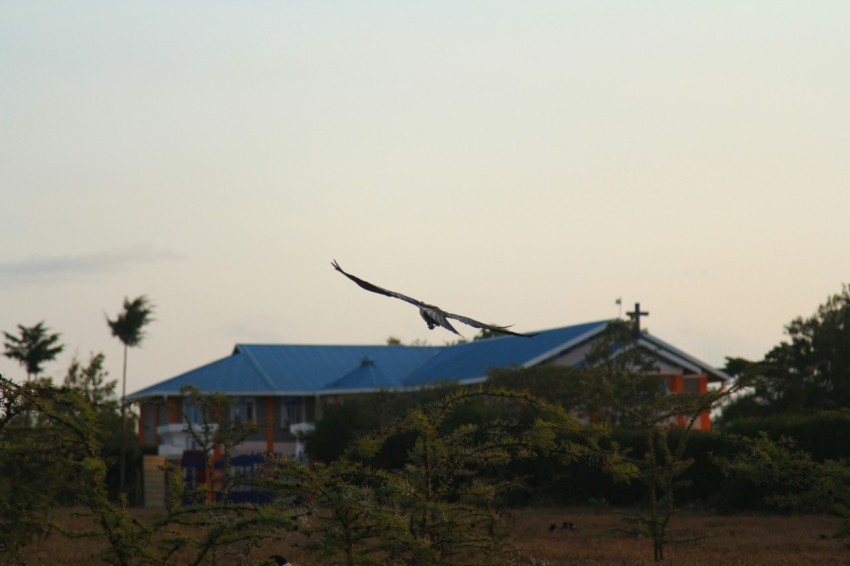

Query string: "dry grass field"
[[507, 508, 846, 565], [19, 507, 847, 565]]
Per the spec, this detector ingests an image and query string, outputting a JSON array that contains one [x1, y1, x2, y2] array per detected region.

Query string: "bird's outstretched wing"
[[332, 259, 536, 338], [443, 311, 537, 338], [331, 260, 427, 308]]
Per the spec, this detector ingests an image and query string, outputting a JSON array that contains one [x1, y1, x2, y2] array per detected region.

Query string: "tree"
[[566, 321, 682, 559], [472, 327, 503, 341], [173, 386, 260, 502], [0, 376, 60, 561], [146, 387, 293, 564], [722, 285, 850, 419], [106, 295, 154, 497], [270, 386, 600, 565], [712, 356, 764, 425], [305, 387, 458, 463], [3, 321, 64, 380], [64, 352, 117, 412], [1, 375, 295, 565], [385, 336, 432, 346], [63, 353, 136, 500], [718, 432, 850, 547], [0, 374, 147, 565], [106, 295, 155, 400], [496, 320, 736, 561]]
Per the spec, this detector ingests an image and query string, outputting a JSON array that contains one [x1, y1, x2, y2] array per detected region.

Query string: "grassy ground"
[[19, 507, 847, 565], [507, 507, 846, 565]]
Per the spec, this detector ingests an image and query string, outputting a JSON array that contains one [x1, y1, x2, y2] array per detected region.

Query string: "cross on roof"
[[626, 302, 649, 335]]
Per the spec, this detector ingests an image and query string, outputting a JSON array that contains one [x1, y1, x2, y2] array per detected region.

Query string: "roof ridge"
[[637, 334, 732, 381], [400, 345, 446, 382], [133, 320, 730, 399], [366, 359, 397, 388], [521, 320, 611, 368], [233, 345, 279, 391], [325, 356, 402, 390], [235, 342, 441, 350]]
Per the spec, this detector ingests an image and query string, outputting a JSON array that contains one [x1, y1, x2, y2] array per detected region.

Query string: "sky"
[[1, 2, 848, 397]]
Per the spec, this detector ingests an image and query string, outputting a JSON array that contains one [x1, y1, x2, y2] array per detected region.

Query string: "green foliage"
[[471, 327, 504, 341], [0, 375, 147, 564], [1, 376, 298, 565], [306, 386, 463, 463], [722, 410, 850, 460], [720, 356, 759, 379], [153, 473, 296, 566], [173, 385, 260, 501], [271, 386, 594, 565], [64, 351, 118, 413], [107, 294, 155, 497], [488, 364, 593, 418], [106, 296, 155, 349], [132, 387, 294, 564], [489, 320, 682, 428], [270, 457, 398, 565], [722, 285, 850, 419], [0, 381, 71, 561], [465, 320, 747, 553], [2, 321, 64, 379], [499, 320, 738, 562], [62, 352, 145, 502], [718, 432, 850, 547]]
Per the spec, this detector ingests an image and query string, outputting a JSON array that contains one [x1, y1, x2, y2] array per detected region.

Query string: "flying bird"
[[331, 260, 535, 338]]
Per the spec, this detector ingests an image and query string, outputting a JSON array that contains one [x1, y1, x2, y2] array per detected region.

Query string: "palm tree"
[[107, 295, 154, 496], [3, 321, 64, 380]]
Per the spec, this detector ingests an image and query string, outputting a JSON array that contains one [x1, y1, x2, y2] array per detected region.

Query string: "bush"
[[722, 410, 850, 460]]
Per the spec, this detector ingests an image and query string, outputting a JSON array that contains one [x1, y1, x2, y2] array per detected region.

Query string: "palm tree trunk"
[[119, 342, 128, 496]]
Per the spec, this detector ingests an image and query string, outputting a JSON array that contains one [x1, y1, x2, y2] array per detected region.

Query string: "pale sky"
[[2, 2, 848, 396]]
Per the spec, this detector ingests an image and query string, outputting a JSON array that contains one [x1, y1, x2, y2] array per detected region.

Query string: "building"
[[128, 319, 731, 465]]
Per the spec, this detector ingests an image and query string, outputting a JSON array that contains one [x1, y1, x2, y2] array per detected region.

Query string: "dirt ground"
[[18, 506, 848, 565], [507, 507, 846, 565]]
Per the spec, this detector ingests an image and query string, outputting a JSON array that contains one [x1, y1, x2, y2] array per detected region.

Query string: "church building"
[[129, 311, 730, 467]]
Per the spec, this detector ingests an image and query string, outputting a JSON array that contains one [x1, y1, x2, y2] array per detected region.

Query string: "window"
[[281, 397, 304, 429], [231, 397, 256, 425], [185, 435, 203, 451], [683, 378, 702, 394], [183, 397, 205, 425]]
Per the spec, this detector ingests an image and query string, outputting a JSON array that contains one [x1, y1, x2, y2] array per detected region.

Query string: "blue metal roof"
[[233, 344, 438, 393], [128, 343, 440, 399], [404, 320, 609, 385], [127, 319, 728, 399], [127, 351, 268, 398], [325, 357, 404, 391]]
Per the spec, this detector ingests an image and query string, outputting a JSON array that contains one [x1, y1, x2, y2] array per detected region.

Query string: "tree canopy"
[[106, 294, 155, 498], [721, 285, 850, 420], [2, 321, 64, 379], [64, 351, 117, 413], [106, 296, 155, 348]]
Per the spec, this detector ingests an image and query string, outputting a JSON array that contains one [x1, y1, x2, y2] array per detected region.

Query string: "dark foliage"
[[722, 285, 850, 419], [2, 321, 64, 379], [270, 386, 603, 565]]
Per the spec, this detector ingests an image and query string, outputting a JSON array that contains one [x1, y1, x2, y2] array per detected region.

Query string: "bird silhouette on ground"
[[549, 521, 577, 532]]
